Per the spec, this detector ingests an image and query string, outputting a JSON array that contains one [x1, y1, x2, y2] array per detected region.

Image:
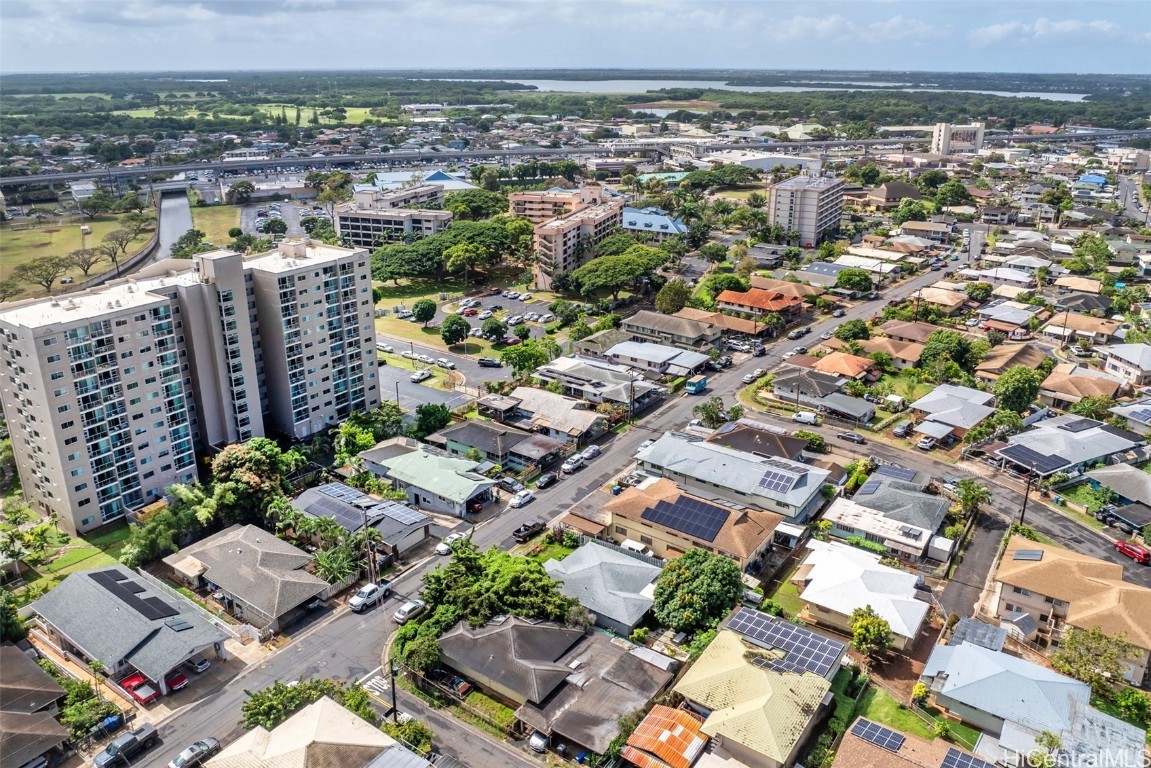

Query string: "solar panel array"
[[311, 483, 429, 530], [90, 570, 179, 621], [998, 444, 1068, 475], [940, 747, 996, 768], [877, 465, 918, 483], [856, 479, 883, 496], [1130, 408, 1151, 422], [1058, 418, 1096, 433], [763, 457, 807, 475], [850, 718, 905, 753], [726, 607, 845, 678], [758, 468, 797, 494], [641, 497, 729, 542]]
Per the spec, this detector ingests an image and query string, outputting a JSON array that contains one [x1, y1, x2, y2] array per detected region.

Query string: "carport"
[[1104, 502, 1151, 535], [913, 421, 954, 441]]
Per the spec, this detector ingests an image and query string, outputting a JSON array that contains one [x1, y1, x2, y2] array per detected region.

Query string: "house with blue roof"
[[1077, 173, 1108, 189], [621, 207, 688, 242]]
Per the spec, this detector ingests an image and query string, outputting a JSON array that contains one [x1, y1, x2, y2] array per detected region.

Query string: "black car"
[[719, 356, 733, 368], [536, 472, 558, 489], [832, 309, 846, 318], [477, 357, 502, 368], [513, 521, 545, 543], [837, 432, 867, 445], [751, 345, 766, 357], [496, 475, 525, 493], [706, 360, 722, 372]]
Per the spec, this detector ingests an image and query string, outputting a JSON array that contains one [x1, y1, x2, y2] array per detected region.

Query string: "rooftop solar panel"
[[1012, 549, 1044, 561], [998, 444, 1068, 475], [90, 570, 179, 621], [726, 607, 845, 678], [856, 479, 882, 496], [1058, 418, 1096, 433], [876, 465, 918, 482], [940, 747, 996, 768], [642, 497, 729, 542], [1129, 408, 1151, 422], [850, 719, 905, 753]]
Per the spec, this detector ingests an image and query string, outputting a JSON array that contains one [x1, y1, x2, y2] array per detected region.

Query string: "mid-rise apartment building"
[[930, 122, 985, 155], [0, 238, 381, 535], [767, 174, 844, 247], [335, 184, 452, 248], [508, 186, 603, 223], [532, 199, 624, 290]]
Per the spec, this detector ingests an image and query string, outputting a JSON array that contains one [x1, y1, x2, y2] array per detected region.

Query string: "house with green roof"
[[372, 448, 496, 518]]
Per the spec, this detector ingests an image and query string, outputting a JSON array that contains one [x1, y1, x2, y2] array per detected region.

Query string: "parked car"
[[376, 342, 394, 353], [893, 421, 912, 437], [917, 436, 938, 450], [536, 472, 558, 489], [168, 738, 222, 768], [435, 533, 468, 555], [509, 490, 535, 508], [476, 357, 502, 368], [561, 455, 584, 473], [184, 656, 211, 674], [529, 731, 549, 753], [410, 369, 432, 383], [435, 358, 456, 370], [500, 336, 521, 346], [496, 475, 525, 493], [837, 432, 867, 445], [164, 671, 189, 692], [478, 310, 493, 319], [94, 724, 159, 768], [393, 599, 427, 624], [1114, 540, 1151, 564], [513, 521, 545, 542], [742, 373, 758, 384], [581, 444, 601, 460], [349, 582, 392, 613], [401, 350, 417, 359], [832, 309, 846, 318], [121, 675, 161, 706], [820, 331, 833, 340]]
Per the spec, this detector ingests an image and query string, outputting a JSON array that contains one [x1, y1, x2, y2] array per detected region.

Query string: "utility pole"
[[1018, 462, 1037, 525], [390, 663, 400, 723]]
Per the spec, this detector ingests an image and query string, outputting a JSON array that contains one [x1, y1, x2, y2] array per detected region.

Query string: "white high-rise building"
[[767, 174, 845, 248], [0, 238, 381, 535], [931, 122, 985, 155]]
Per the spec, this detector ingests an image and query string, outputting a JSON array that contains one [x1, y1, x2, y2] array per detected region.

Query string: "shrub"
[[759, 600, 784, 616], [630, 627, 649, 644], [912, 682, 929, 705]]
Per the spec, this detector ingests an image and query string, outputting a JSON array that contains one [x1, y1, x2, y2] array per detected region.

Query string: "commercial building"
[[930, 122, 985, 155], [767, 173, 844, 247], [0, 238, 381, 534], [532, 199, 625, 290], [335, 184, 453, 247]]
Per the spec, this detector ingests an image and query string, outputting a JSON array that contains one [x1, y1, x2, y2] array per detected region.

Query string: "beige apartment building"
[[0, 238, 381, 535], [532, 199, 624, 290], [335, 184, 452, 248], [930, 121, 985, 155], [767, 174, 844, 247], [508, 186, 603, 223]]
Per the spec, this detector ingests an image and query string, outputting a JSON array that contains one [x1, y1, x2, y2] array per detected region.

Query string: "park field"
[[0, 213, 153, 298], [191, 205, 241, 247]]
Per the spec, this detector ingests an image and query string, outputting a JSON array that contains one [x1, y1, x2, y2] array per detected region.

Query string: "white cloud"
[[969, 16, 1131, 47], [868, 15, 942, 43]]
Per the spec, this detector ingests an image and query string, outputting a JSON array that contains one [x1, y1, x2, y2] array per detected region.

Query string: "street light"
[[390, 663, 400, 723]]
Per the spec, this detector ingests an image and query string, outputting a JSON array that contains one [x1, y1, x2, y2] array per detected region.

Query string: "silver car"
[[393, 599, 426, 625]]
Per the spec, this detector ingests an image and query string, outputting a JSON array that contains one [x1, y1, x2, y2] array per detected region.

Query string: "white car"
[[376, 342, 394, 353], [436, 358, 456, 370], [435, 532, 468, 555], [509, 489, 535, 508], [469, 327, 485, 337], [782, 351, 797, 359], [561, 455, 584, 473], [581, 444, 601, 460], [820, 331, 833, 340], [538, 313, 554, 324], [507, 315, 524, 325], [401, 350, 417, 359], [410, 369, 432, 383], [478, 310, 493, 319], [520, 293, 533, 301], [418, 354, 434, 364]]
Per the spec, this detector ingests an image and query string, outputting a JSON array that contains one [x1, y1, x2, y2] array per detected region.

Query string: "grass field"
[[714, 185, 768, 201], [765, 569, 806, 618], [0, 214, 153, 297], [20, 524, 131, 593], [191, 205, 241, 247], [856, 686, 936, 740]]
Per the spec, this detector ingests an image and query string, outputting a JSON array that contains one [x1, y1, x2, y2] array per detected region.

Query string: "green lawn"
[[765, 570, 806, 619], [713, 185, 767, 201], [190, 205, 241, 247], [856, 686, 936, 740], [875, 372, 936, 401], [1047, 484, 1106, 531], [462, 689, 517, 732], [0, 214, 153, 297], [19, 524, 131, 592], [524, 539, 575, 563]]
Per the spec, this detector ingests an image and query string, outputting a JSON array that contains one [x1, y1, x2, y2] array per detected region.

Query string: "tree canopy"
[[569, 245, 665, 300], [835, 268, 873, 293], [850, 605, 893, 659], [833, 319, 870, 341], [655, 279, 692, 315], [1051, 626, 1134, 699], [652, 549, 743, 633], [920, 329, 973, 371], [439, 313, 471, 346], [993, 367, 1043, 413]]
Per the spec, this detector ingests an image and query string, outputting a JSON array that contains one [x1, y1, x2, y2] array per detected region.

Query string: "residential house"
[[602, 478, 784, 570], [673, 307, 763, 338], [1085, 463, 1151, 509], [604, 341, 710, 377], [974, 344, 1048, 383], [1110, 397, 1151, 433], [920, 641, 1146, 767], [163, 525, 327, 631], [534, 357, 666, 410], [879, 320, 941, 345], [1041, 311, 1122, 345], [1039, 363, 1124, 409], [1054, 275, 1103, 294], [439, 617, 673, 756], [1003, 253, 1054, 275], [855, 337, 925, 369], [992, 415, 1144, 478], [957, 267, 1036, 289], [833, 254, 902, 277], [992, 535, 1151, 684], [898, 220, 952, 242], [714, 288, 805, 318], [621, 310, 723, 350], [31, 565, 228, 695], [748, 277, 826, 301], [293, 482, 433, 559], [705, 418, 808, 462], [635, 432, 831, 522], [830, 716, 992, 768], [916, 287, 968, 316], [980, 205, 1013, 225], [821, 476, 953, 562], [544, 540, 662, 636], [793, 540, 931, 650], [809, 351, 875, 381], [910, 384, 996, 441], [360, 448, 496, 518], [500, 386, 608, 443], [1098, 343, 1151, 386], [866, 181, 921, 210], [771, 367, 875, 423], [1056, 291, 1112, 315], [621, 705, 708, 768], [0, 645, 68, 768], [207, 696, 431, 768], [572, 327, 631, 357], [428, 420, 564, 472], [975, 300, 1045, 338], [674, 608, 844, 768]]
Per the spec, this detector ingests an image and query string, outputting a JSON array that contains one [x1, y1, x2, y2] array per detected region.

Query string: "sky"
[[0, 0, 1149, 75]]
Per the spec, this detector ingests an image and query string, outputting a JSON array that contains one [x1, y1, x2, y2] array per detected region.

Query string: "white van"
[[620, 539, 654, 557], [792, 411, 820, 425]]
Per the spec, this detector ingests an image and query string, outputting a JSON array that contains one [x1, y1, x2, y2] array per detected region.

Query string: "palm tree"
[[313, 546, 357, 584], [956, 479, 991, 519]]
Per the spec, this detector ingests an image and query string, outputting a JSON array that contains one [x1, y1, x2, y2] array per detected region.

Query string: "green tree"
[[334, 422, 377, 467], [921, 330, 973, 371], [121, 210, 156, 239], [442, 242, 487, 282], [500, 339, 552, 375], [850, 605, 893, 659], [697, 242, 728, 263], [77, 190, 115, 219], [655, 279, 692, 315], [1051, 625, 1134, 699], [67, 248, 106, 277], [994, 367, 1043, 413], [595, 233, 640, 257], [263, 218, 288, 235], [226, 180, 256, 204], [0, 278, 22, 302], [13, 255, 69, 292], [1, 589, 26, 642], [116, 191, 147, 214], [653, 549, 744, 633], [383, 719, 435, 754], [410, 404, 452, 440], [443, 189, 508, 220], [1068, 396, 1117, 420], [411, 298, 437, 327], [965, 282, 993, 302], [399, 635, 442, 672], [834, 319, 871, 341], [170, 228, 210, 259], [548, 299, 581, 326], [313, 546, 357, 583], [891, 198, 929, 226], [481, 317, 507, 339], [1115, 688, 1151, 726], [514, 323, 532, 341], [692, 396, 743, 428], [793, 429, 826, 452], [440, 314, 471, 346], [956, 479, 991, 518], [569, 246, 665, 300], [479, 168, 501, 192], [836, 268, 873, 294], [935, 180, 973, 207], [568, 320, 593, 342]]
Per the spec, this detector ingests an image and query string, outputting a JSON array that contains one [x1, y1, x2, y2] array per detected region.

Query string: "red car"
[[500, 336, 521, 346], [121, 673, 161, 705], [461, 308, 478, 316], [165, 671, 190, 692], [1114, 540, 1151, 564]]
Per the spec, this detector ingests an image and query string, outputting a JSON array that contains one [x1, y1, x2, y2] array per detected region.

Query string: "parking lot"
[[377, 363, 473, 413], [238, 201, 308, 237]]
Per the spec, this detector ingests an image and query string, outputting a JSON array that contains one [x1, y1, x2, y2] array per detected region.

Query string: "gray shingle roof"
[[856, 480, 951, 533], [163, 524, 327, 620], [544, 542, 661, 630], [31, 565, 227, 682]]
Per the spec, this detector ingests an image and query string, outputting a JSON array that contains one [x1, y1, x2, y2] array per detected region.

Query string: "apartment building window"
[[47, 355, 61, 364], [1012, 586, 1031, 596]]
